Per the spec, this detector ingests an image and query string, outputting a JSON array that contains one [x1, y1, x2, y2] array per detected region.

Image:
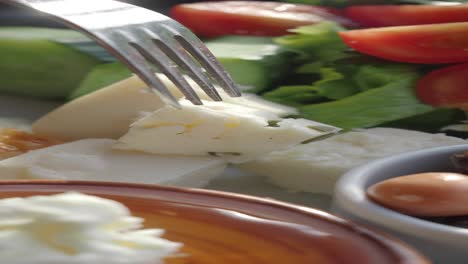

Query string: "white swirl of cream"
[[0, 192, 181, 264]]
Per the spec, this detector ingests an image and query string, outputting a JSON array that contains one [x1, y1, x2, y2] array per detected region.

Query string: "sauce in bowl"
[[0, 180, 430, 264]]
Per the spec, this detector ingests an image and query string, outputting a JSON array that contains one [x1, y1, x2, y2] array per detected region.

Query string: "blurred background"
[[0, 0, 197, 26]]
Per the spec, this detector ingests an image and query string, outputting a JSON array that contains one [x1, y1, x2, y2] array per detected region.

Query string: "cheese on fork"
[[238, 128, 468, 194], [0, 139, 227, 187], [155, 74, 298, 117], [115, 100, 339, 163], [33, 74, 296, 141]]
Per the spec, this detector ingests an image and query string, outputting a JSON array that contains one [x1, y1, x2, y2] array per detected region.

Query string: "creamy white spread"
[[0, 192, 181, 264]]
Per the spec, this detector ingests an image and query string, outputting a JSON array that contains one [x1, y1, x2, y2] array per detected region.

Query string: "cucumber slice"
[[0, 27, 102, 99], [205, 36, 293, 92], [68, 62, 132, 100]]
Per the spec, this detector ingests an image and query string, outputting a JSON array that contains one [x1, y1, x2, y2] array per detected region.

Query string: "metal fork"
[[3, 0, 241, 107]]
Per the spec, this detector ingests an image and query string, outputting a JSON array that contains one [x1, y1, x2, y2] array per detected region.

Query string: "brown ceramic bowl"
[[0, 180, 429, 264]]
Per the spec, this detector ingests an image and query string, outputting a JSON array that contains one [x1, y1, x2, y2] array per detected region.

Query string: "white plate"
[[0, 95, 331, 210]]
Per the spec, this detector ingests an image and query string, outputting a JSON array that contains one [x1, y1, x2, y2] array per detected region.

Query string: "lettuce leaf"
[[262, 85, 327, 107], [274, 22, 348, 62], [263, 66, 359, 103], [300, 75, 435, 129], [353, 64, 419, 91], [380, 108, 467, 133], [265, 22, 447, 130]]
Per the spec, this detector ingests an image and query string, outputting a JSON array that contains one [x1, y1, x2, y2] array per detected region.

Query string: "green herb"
[[208, 152, 242, 157], [267, 120, 281, 127]]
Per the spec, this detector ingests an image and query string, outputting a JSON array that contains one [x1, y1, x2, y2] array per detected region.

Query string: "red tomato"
[[170, 1, 356, 37], [339, 22, 468, 64], [416, 63, 468, 110], [345, 4, 468, 27]]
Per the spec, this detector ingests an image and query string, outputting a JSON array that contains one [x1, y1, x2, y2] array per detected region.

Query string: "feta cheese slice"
[[238, 128, 467, 194], [33, 74, 296, 141], [114, 100, 339, 163], [0, 139, 227, 187]]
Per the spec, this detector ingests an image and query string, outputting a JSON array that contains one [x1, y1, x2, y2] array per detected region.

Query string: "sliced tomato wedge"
[[170, 1, 355, 37], [345, 4, 468, 27], [416, 63, 468, 110], [339, 22, 468, 64]]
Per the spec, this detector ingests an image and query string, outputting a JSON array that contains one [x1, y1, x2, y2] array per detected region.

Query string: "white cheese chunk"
[[238, 128, 467, 194], [33, 74, 296, 141], [0, 192, 181, 264], [0, 139, 227, 187], [115, 100, 339, 163]]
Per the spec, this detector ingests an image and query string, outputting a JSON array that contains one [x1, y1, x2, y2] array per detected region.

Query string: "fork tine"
[[142, 27, 222, 101], [8, 0, 243, 106], [130, 41, 203, 105], [106, 31, 181, 108], [171, 28, 241, 98], [150, 29, 222, 101], [129, 60, 182, 108], [135, 67, 181, 108]]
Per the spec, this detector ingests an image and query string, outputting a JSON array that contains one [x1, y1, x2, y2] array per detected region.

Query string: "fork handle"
[[1, 0, 166, 30]]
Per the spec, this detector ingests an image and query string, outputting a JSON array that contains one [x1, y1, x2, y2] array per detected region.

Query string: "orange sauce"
[[0, 128, 62, 160]]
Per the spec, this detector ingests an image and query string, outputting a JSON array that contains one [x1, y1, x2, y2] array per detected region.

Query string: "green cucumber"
[[205, 36, 293, 93], [0, 27, 103, 99], [68, 62, 132, 100], [0, 29, 296, 100]]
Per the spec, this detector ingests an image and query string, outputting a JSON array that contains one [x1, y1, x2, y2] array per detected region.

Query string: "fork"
[[2, 0, 241, 107]]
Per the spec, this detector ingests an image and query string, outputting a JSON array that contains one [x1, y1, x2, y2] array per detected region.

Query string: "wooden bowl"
[[0, 180, 430, 264]]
